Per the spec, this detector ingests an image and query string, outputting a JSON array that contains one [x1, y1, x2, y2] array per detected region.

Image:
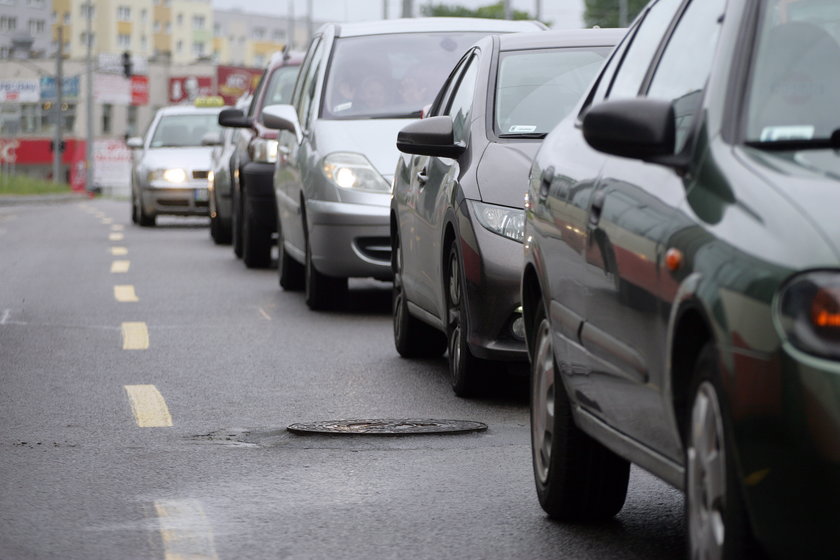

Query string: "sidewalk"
[[0, 192, 96, 206]]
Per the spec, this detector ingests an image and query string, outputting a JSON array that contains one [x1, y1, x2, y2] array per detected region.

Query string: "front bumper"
[[141, 183, 209, 216], [307, 199, 392, 279]]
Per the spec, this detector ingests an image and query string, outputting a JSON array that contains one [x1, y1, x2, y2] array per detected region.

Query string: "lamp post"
[[53, 26, 64, 184], [85, 1, 94, 194]]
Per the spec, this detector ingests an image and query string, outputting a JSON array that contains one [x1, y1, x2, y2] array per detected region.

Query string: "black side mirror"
[[218, 108, 252, 128], [582, 98, 676, 161], [397, 116, 465, 159]]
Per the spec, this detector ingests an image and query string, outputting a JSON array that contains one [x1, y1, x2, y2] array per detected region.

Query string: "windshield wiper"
[[746, 129, 840, 151], [498, 132, 547, 139], [369, 110, 423, 119]]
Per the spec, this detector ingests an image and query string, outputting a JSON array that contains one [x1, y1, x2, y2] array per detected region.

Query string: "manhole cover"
[[286, 419, 487, 436]]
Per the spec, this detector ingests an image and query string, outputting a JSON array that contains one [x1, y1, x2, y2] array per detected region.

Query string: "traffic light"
[[121, 51, 132, 78], [50, 140, 66, 153]]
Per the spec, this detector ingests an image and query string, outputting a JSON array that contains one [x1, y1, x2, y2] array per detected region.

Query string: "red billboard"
[[168, 76, 214, 104], [216, 66, 263, 105], [131, 75, 149, 106], [0, 138, 88, 190]]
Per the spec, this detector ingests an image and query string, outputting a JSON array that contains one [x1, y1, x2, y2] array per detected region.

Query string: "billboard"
[[168, 76, 213, 104], [131, 75, 149, 106], [40, 76, 80, 100], [217, 66, 263, 105], [0, 79, 40, 102]]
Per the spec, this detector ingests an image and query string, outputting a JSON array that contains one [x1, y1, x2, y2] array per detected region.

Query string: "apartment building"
[[0, 0, 52, 58]]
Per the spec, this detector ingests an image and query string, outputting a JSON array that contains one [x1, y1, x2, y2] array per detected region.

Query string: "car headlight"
[[148, 168, 188, 184], [469, 200, 525, 243], [322, 152, 391, 193], [249, 138, 278, 164], [775, 271, 840, 360]]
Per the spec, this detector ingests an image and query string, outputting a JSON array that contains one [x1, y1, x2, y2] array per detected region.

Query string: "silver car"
[[261, 17, 545, 310], [128, 103, 224, 227]]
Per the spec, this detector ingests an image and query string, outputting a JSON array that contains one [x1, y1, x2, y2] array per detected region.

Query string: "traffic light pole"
[[85, 2, 94, 193], [53, 26, 63, 184]]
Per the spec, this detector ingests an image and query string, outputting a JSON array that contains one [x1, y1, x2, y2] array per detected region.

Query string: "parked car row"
[[131, 1, 840, 557]]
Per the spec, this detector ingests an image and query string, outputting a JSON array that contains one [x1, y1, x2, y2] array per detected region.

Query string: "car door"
[[581, 0, 727, 460], [404, 51, 480, 318], [276, 36, 325, 258]]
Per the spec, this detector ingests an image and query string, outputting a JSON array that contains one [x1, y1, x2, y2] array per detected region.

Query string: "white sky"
[[212, 0, 585, 29]]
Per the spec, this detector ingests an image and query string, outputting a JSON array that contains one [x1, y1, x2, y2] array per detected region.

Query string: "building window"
[[117, 34, 130, 48], [165, 22, 171, 33], [127, 105, 138, 136], [272, 29, 284, 42], [63, 12, 70, 24], [192, 42, 204, 57], [176, 13, 183, 26], [192, 15, 205, 29], [80, 31, 95, 48], [29, 19, 45, 34], [0, 16, 17, 32], [117, 6, 131, 21], [254, 54, 265, 67], [140, 9, 147, 23], [213, 23, 221, 35], [153, 20, 160, 32], [176, 40, 182, 53], [102, 104, 112, 134], [80, 3, 94, 18], [27, 0, 46, 7], [253, 27, 265, 40]]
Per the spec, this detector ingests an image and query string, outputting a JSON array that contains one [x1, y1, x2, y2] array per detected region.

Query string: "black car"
[[523, 0, 840, 558], [392, 29, 622, 396]]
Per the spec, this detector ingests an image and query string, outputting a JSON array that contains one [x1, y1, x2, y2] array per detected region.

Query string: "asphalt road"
[[0, 198, 685, 560]]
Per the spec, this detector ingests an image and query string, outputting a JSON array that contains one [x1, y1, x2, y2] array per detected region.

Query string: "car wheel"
[[278, 221, 304, 290], [445, 242, 491, 397], [530, 298, 630, 521], [686, 344, 764, 560], [242, 192, 272, 269], [304, 230, 347, 311], [131, 189, 138, 224], [232, 186, 243, 258], [135, 193, 155, 227], [392, 232, 446, 358]]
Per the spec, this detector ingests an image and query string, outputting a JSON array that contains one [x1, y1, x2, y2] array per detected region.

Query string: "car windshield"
[[495, 47, 610, 137], [322, 32, 488, 120], [150, 114, 221, 148], [745, 0, 840, 145], [264, 65, 300, 105]]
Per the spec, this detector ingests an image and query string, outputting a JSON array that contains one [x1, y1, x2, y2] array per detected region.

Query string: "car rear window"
[[322, 32, 488, 120]]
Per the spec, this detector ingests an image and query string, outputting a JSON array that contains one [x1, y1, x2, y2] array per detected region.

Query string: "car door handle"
[[416, 168, 428, 187], [539, 166, 554, 202], [589, 190, 606, 228]]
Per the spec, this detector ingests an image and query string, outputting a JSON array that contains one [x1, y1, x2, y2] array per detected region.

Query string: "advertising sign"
[[40, 76, 80, 101], [168, 76, 213, 104], [0, 79, 40, 102], [130, 75, 149, 106], [94, 138, 131, 193], [217, 66, 263, 105], [94, 74, 131, 104]]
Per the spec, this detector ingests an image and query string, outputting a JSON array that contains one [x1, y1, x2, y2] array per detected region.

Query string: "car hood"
[[476, 141, 542, 208], [141, 147, 214, 170], [740, 146, 840, 259], [313, 119, 414, 179]]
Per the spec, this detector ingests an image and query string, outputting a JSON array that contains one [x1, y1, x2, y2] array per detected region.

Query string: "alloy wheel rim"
[[688, 381, 726, 560], [447, 250, 462, 380], [393, 244, 404, 341], [532, 318, 555, 485]]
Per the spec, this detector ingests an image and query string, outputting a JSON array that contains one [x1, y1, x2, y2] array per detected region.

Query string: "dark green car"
[[521, 0, 840, 557]]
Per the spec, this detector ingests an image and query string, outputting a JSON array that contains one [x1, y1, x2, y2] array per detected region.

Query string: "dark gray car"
[[391, 29, 622, 396]]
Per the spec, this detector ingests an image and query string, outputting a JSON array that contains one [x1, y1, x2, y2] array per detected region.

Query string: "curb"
[[0, 193, 96, 206]]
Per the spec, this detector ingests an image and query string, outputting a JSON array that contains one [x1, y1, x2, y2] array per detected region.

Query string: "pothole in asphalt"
[[286, 419, 488, 436]]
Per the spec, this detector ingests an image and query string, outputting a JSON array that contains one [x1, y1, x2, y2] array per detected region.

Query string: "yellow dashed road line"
[[110, 247, 128, 256], [121, 321, 149, 349], [111, 224, 124, 231], [124, 385, 172, 427], [109, 232, 124, 241], [154, 500, 219, 559], [111, 260, 130, 273], [114, 285, 139, 302]]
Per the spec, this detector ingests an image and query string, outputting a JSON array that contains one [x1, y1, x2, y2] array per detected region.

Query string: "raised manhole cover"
[[286, 419, 487, 436]]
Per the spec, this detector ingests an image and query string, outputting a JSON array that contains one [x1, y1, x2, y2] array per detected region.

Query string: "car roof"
[[499, 28, 626, 51], [155, 105, 225, 117], [331, 17, 546, 38]]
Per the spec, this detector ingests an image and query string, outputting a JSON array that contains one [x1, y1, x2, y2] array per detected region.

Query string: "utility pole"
[[504, 0, 512, 19], [619, 0, 629, 26], [287, 0, 295, 50], [535, 0, 541, 20], [383, 0, 388, 19], [85, 1, 94, 194], [401, 0, 412, 18], [307, 0, 313, 44], [53, 26, 63, 184]]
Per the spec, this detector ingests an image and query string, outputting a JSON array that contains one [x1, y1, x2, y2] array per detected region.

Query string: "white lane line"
[[109, 232, 124, 241], [114, 285, 139, 302], [101, 218, 113, 225], [258, 307, 271, 321], [124, 385, 172, 427], [154, 499, 219, 560], [0, 309, 10, 325], [111, 260, 130, 273], [111, 224, 124, 231], [121, 322, 149, 349], [110, 246, 128, 256]]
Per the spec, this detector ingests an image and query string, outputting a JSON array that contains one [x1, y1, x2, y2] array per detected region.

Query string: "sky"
[[211, 0, 585, 29]]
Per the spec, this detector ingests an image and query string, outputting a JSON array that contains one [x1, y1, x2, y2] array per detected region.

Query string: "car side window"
[[607, 0, 683, 99], [445, 55, 479, 145], [295, 37, 324, 130], [646, 0, 727, 153], [430, 52, 471, 117], [247, 70, 267, 117]]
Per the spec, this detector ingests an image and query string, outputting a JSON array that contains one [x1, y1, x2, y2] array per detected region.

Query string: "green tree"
[[584, 0, 647, 28], [421, 2, 533, 20]]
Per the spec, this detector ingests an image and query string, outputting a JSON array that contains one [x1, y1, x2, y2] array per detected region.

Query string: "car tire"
[[530, 298, 630, 521], [278, 221, 304, 290], [134, 193, 155, 227], [232, 186, 243, 258], [686, 344, 765, 560], [210, 193, 232, 245], [445, 242, 491, 397], [304, 231, 347, 311], [131, 189, 138, 224], [392, 232, 447, 358], [242, 193, 272, 269]]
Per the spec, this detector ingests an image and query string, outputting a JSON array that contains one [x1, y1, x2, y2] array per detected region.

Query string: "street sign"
[[40, 76, 80, 100], [0, 79, 40, 102]]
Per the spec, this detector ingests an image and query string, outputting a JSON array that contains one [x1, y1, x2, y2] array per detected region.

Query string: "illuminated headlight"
[[322, 152, 391, 193], [469, 200, 525, 243], [249, 138, 278, 163], [148, 168, 188, 184], [775, 271, 840, 360]]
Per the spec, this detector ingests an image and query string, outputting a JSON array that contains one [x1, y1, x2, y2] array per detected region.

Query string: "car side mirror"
[[126, 136, 143, 149], [261, 104, 302, 142], [582, 98, 676, 162], [201, 131, 223, 146], [396, 116, 465, 159], [218, 108, 252, 128]]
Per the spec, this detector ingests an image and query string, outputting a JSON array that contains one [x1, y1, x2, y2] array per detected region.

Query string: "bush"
[[0, 174, 73, 196]]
